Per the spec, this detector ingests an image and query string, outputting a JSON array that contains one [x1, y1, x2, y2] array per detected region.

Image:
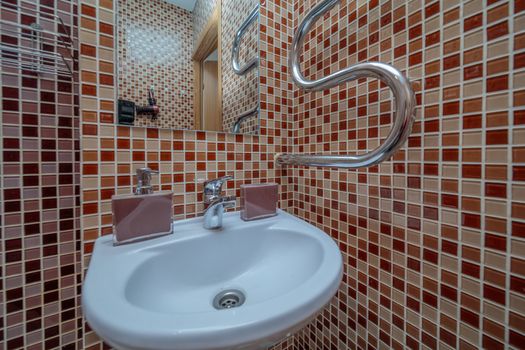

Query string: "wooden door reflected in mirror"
[[202, 50, 221, 131]]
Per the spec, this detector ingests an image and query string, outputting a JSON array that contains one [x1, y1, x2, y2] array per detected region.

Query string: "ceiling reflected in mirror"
[[163, 0, 197, 11]]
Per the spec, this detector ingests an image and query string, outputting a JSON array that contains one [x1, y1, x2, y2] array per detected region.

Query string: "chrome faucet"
[[203, 175, 236, 229]]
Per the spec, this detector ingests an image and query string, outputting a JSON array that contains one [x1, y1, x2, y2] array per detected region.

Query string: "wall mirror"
[[116, 0, 260, 134]]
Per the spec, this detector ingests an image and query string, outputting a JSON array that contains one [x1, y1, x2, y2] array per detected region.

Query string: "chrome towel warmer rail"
[[275, 0, 417, 169], [232, 4, 259, 75], [231, 106, 259, 134]]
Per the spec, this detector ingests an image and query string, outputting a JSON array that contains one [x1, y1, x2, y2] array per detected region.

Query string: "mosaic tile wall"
[[75, 0, 525, 349], [117, 0, 195, 130], [192, 0, 218, 47], [259, 2, 296, 347], [287, 0, 525, 349], [78, 0, 293, 348], [0, 0, 81, 349], [221, 0, 260, 134]]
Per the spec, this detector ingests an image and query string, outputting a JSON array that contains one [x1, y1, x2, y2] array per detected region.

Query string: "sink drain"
[[213, 289, 246, 309]]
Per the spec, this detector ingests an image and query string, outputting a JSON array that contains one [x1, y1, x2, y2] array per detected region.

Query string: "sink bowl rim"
[[82, 209, 343, 350]]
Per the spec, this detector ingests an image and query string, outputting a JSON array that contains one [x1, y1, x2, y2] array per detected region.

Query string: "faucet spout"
[[203, 196, 236, 229]]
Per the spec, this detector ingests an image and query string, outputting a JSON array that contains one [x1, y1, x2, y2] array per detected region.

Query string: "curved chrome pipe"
[[232, 4, 259, 75], [231, 106, 259, 134], [276, 0, 417, 169]]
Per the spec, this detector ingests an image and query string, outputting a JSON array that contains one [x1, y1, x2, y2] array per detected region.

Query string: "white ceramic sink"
[[82, 209, 342, 350]]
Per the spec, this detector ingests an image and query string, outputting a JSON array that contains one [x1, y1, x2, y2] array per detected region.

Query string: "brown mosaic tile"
[[289, 0, 525, 349], [55, 0, 525, 349], [1, 0, 81, 348]]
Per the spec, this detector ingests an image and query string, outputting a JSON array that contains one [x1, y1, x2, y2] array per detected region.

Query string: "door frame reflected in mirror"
[[192, 3, 222, 131]]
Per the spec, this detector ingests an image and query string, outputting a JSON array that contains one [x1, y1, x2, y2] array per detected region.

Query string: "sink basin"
[[82, 209, 342, 350]]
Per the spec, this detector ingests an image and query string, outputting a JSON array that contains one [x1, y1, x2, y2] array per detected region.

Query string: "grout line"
[[505, 0, 515, 347], [456, 0, 465, 348]]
